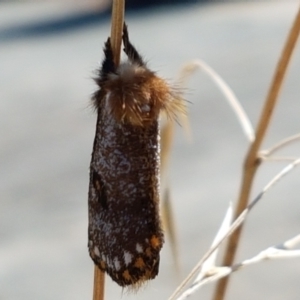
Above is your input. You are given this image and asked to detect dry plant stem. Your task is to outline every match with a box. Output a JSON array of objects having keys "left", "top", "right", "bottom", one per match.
[
  {"left": 169, "top": 158, "right": 300, "bottom": 300},
  {"left": 179, "top": 233, "right": 300, "bottom": 300},
  {"left": 170, "top": 157, "right": 300, "bottom": 300},
  {"left": 110, "top": 0, "right": 125, "bottom": 66},
  {"left": 93, "top": 266, "right": 105, "bottom": 300},
  {"left": 161, "top": 121, "right": 180, "bottom": 271},
  {"left": 161, "top": 120, "right": 175, "bottom": 174},
  {"left": 213, "top": 5, "right": 300, "bottom": 300},
  {"left": 163, "top": 187, "right": 180, "bottom": 273},
  {"left": 179, "top": 60, "right": 254, "bottom": 142},
  {"left": 262, "top": 156, "right": 299, "bottom": 162},
  {"left": 263, "top": 133, "right": 300, "bottom": 156},
  {"left": 93, "top": 1, "right": 125, "bottom": 300}
]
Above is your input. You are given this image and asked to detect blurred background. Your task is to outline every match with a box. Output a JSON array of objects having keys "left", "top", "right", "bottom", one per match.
[{"left": 1, "top": 0, "right": 300, "bottom": 299}]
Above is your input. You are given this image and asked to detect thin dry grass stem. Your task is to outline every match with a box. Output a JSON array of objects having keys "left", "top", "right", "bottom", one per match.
[
  {"left": 235, "top": 234, "right": 300, "bottom": 265},
  {"left": 160, "top": 117, "right": 180, "bottom": 272},
  {"left": 284, "top": 234, "right": 300, "bottom": 249},
  {"left": 179, "top": 60, "right": 254, "bottom": 142},
  {"left": 162, "top": 187, "right": 180, "bottom": 273},
  {"left": 168, "top": 213, "right": 243, "bottom": 300},
  {"left": 93, "top": 266, "right": 105, "bottom": 300},
  {"left": 161, "top": 120, "right": 175, "bottom": 175},
  {"left": 93, "top": 1, "right": 125, "bottom": 300},
  {"left": 160, "top": 69, "right": 192, "bottom": 272},
  {"left": 262, "top": 133, "right": 300, "bottom": 157},
  {"left": 247, "top": 158, "right": 300, "bottom": 209},
  {"left": 160, "top": 69, "right": 195, "bottom": 271},
  {"left": 169, "top": 158, "right": 300, "bottom": 300},
  {"left": 198, "top": 203, "right": 233, "bottom": 279},
  {"left": 213, "top": 6, "right": 300, "bottom": 300},
  {"left": 178, "top": 233, "right": 300, "bottom": 300},
  {"left": 169, "top": 203, "right": 252, "bottom": 299},
  {"left": 262, "top": 155, "right": 299, "bottom": 162},
  {"left": 110, "top": 0, "right": 125, "bottom": 66}
]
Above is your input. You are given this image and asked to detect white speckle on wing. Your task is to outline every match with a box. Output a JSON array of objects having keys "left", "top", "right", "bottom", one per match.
[
  {"left": 113, "top": 257, "right": 121, "bottom": 271},
  {"left": 124, "top": 251, "right": 133, "bottom": 266},
  {"left": 94, "top": 246, "right": 100, "bottom": 257},
  {"left": 136, "top": 243, "right": 143, "bottom": 253},
  {"left": 107, "top": 258, "right": 113, "bottom": 269}
]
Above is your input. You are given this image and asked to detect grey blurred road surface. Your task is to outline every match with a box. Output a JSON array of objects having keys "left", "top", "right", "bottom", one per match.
[{"left": 1, "top": 1, "right": 300, "bottom": 300}]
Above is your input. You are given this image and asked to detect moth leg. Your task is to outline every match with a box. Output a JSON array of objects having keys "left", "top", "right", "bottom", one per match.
[
  {"left": 122, "top": 23, "right": 145, "bottom": 66},
  {"left": 91, "top": 169, "right": 108, "bottom": 209},
  {"left": 100, "top": 38, "right": 116, "bottom": 82}
]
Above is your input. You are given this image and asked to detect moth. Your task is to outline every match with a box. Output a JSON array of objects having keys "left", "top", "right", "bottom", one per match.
[{"left": 88, "top": 24, "right": 181, "bottom": 288}]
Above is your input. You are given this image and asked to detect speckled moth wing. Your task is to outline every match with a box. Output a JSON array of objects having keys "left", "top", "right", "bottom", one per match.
[{"left": 88, "top": 24, "right": 181, "bottom": 288}]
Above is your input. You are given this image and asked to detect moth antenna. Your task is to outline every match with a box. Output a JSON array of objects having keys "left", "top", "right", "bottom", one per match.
[
  {"left": 122, "top": 23, "right": 145, "bottom": 66},
  {"left": 100, "top": 38, "right": 116, "bottom": 82},
  {"left": 92, "top": 39, "right": 116, "bottom": 110}
]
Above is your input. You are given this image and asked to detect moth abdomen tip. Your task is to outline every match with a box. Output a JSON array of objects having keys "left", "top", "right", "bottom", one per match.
[{"left": 89, "top": 233, "right": 163, "bottom": 288}]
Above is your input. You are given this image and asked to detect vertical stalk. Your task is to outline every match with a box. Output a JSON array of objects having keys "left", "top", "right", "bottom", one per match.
[
  {"left": 93, "top": 266, "right": 105, "bottom": 300},
  {"left": 110, "top": 0, "right": 125, "bottom": 66},
  {"left": 92, "top": 1, "right": 125, "bottom": 300},
  {"left": 212, "top": 5, "right": 300, "bottom": 300}
]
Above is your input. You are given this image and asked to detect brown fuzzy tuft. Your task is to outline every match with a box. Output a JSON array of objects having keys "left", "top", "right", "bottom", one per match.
[{"left": 101, "top": 62, "right": 183, "bottom": 126}]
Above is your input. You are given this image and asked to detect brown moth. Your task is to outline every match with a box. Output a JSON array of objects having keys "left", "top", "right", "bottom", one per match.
[{"left": 88, "top": 24, "right": 181, "bottom": 288}]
